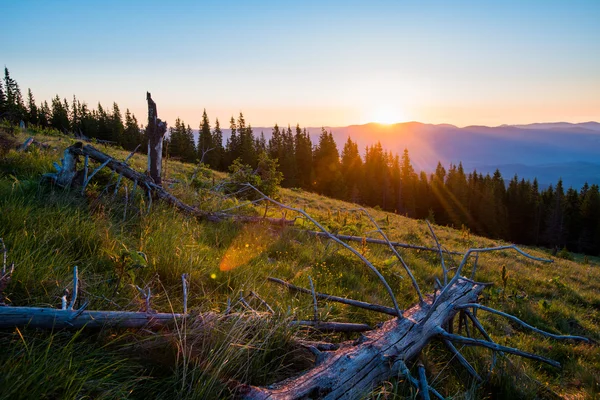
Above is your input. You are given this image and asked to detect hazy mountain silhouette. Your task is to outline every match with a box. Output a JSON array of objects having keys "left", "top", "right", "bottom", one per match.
[{"left": 195, "top": 121, "right": 600, "bottom": 189}]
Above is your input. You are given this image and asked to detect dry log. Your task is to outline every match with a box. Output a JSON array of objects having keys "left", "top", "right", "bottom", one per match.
[
  {"left": 240, "top": 278, "right": 484, "bottom": 399},
  {"left": 50, "top": 143, "right": 296, "bottom": 226},
  {"left": 0, "top": 306, "right": 183, "bottom": 330}
]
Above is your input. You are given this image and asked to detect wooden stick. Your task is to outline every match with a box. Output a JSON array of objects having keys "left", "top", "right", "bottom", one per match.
[
  {"left": 397, "top": 362, "right": 445, "bottom": 400},
  {"left": 308, "top": 276, "right": 318, "bottom": 321},
  {"left": 81, "top": 155, "right": 89, "bottom": 194},
  {"left": 18, "top": 137, "right": 34, "bottom": 151},
  {"left": 306, "top": 231, "right": 462, "bottom": 255},
  {"left": 68, "top": 266, "right": 78, "bottom": 310},
  {"left": 456, "top": 303, "right": 591, "bottom": 343},
  {"left": 350, "top": 208, "right": 424, "bottom": 303},
  {"left": 124, "top": 144, "right": 141, "bottom": 164},
  {"left": 182, "top": 273, "right": 188, "bottom": 314},
  {"left": 82, "top": 158, "right": 111, "bottom": 191},
  {"left": 248, "top": 291, "right": 274, "bottom": 314},
  {"left": 440, "top": 330, "right": 561, "bottom": 368},
  {"left": 426, "top": 220, "right": 448, "bottom": 285},
  {"left": 428, "top": 246, "right": 552, "bottom": 320},
  {"left": 0, "top": 238, "right": 6, "bottom": 273},
  {"left": 442, "top": 339, "right": 482, "bottom": 382},
  {"left": 417, "top": 362, "right": 431, "bottom": 400},
  {"left": 268, "top": 277, "right": 398, "bottom": 316},
  {"left": 289, "top": 320, "right": 371, "bottom": 333}
]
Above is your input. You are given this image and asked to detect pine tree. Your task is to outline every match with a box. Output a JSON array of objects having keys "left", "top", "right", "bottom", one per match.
[
  {"left": 579, "top": 184, "right": 600, "bottom": 255},
  {"left": 279, "top": 125, "right": 297, "bottom": 187},
  {"left": 38, "top": 101, "right": 51, "bottom": 127},
  {"left": 51, "top": 95, "right": 70, "bottom": 132},
  {"left": 110, "top": 103, "right": 124, "bottom": 144},
  {"left": 26, "top": 89, "right": 38, "bottom": 125},
  {"left": 340, "top": 136, "right": 363, "bottom": 202},
  {"left": 198, "top": 109, "right": 212, "bottom": 163},
  {"left": 3, "top": 67, "right": 25, "bottom": 122},
  {"left": 0, "top": 78, "right": 6, "bottom": 117},
  {"left": 399, "top": 149, "right": 418, "bottom": 217},
  {"left": 226, "top": 116, "right": 239, "bottom": 165},
  {"left": 211, "top": 118, "right": 224, "bottom": 170},
  {"left": 295, "top": 127, "right": 313, "bottom": 190},
  {"left": 123, "top": 109, "right": 143, "bottom": 151},
  {"left": 313, "top": 128, "right": 343, "bottom": 197}
]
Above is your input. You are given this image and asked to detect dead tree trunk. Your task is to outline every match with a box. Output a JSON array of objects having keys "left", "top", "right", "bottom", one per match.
[
  {"left": 240, "top": 279, "right": 483, "bottom": 399},
  {"left": 146, "top": 92, "right": 166, "bottom": 185}
]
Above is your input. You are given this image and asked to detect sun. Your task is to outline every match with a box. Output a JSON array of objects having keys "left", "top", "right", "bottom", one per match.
[{"left": 366, "top": 106, "right": 405, "bottom": 125}]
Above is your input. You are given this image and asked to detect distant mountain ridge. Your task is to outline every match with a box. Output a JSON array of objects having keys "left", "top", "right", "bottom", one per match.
[{"left": 193, "top": 121, "right": 600, "bottom": 189}]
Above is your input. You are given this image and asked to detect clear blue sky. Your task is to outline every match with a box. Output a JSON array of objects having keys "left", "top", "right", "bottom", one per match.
[{"left": 2, "top": 0, "right": 599, "bottom": 127}]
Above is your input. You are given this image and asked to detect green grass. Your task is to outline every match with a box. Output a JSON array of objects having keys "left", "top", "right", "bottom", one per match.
[{"left": 0, "top": 128, "right": 599, "bottom": 399}]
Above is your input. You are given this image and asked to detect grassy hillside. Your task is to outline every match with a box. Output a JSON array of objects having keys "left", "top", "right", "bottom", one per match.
[{"left": 1, "top": 126, "right": 599, "bottom": 399}]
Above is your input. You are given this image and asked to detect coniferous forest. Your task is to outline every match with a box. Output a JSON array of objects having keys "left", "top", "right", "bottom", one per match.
[{"left": 2, "top": 67, "right": 599, "bottom": 256}]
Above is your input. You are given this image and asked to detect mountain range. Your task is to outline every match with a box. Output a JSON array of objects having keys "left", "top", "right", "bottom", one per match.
[{"left": 195, "top": 121, "right": 600, "bottom": 189}]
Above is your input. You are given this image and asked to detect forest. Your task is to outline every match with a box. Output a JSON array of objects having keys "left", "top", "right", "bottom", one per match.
[{"left": 1, "top": 67, "right": 599, "bottom": 256}]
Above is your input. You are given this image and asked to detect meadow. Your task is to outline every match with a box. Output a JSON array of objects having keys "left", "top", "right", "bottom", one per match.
[{"left": 0, "top": 125, "right": 599, "bottom": 399}]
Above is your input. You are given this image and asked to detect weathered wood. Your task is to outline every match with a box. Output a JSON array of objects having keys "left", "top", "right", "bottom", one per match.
[
  {"left": 0, "top": 306, "right": 183, "bottom": 330},
  {"left": 65, "top": 143, "right": 295, "bottom": 226},
  {"left": 306, "top": 231, "right": 463, "bottom": 255},
  {"left": 44, "top": 142, "right": 82, "bottom": 187},
  {"left": 146, "top": 92, "right": 166, "bottom": 185},
  {"left": 289, "top": 320, "right": 372, "bottom": 333},
  {"left": 17, "top": 136, "right": 34, "bottom": 151},
  {"left": 268, "top": 277, "right": 398, "bottom": 316},
  {"left": 240, "top": 278, "right": 485, "bottom": 399}
]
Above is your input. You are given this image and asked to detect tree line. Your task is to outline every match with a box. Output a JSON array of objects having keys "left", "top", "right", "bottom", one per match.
[{"left": 2, "top": 67, "right": 599, "bottom": 256}]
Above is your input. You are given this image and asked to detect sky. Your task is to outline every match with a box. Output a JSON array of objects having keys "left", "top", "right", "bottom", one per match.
[{"left": 1, "top": 0, "right": 599, "bottom": 128}]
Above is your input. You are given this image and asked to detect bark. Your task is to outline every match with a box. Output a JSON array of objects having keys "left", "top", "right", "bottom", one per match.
[
  {"left": 240, "top": 278, "right": 484, "bottom": 400},
  {"left": 0, "top": 306, "right": 183, "bottom": 330},
  {"left": 146, "top": 92, "right": 166, "bottom": 185}
]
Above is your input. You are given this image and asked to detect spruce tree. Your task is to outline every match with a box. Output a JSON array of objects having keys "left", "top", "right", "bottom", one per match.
[
  {"left": 313, "top": 128, "right": 343, "bottom": 197},
  {"left": 26, "top": 89, "right": 38, "bottom": 125},
  {"left": 294, "top": 126, "right": 313, "bottom": 190},
  {"left": 198, "top": 109, "right": 212, "bottom": 163},
  {"left": 211, "top": 118, "right": 224, "bottom": 170},
  {"left": 340, "top": 136, "right": 363, "bottom": 202},
  {"left": 51, "top": 95, "right": 70, "bottom": 132}
]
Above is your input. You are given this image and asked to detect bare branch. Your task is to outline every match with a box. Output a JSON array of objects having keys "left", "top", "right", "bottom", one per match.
[
  {"left": 442, "top": 339, "right": 482, "bottom": 382},
  {"left": 124, "top": 144, "right": 141, "bottom": 164},
  {"left": 428, "top": 245, "right": 551, "bottom": 319},
  {"left": 426, "top": 220, "right": 448, "bottom": 286},
  {"left": 268, "top": 277, "right": 398, "bottom": 316},
  {"left": 397, "top": 362, "right": 445, "bottom": 400},
  {"left": 182, "top": 273, "right": 188, "bottom": 314},
  {"left": 82, "top": 158, "right": 112, "bottom": 191},
  {"left": 68, "top": 266, "right": 78, "bottom": 310},
  {"left": 417, "top": 362, "right": 432, "bottom": 400},
  {"left": 289, "top": 320, "right": 371, "bottom": 333},
  {"left": 439, "top": 330, "right": 561, "bottom": 368},
  {"left": 308, "top": 276, "right": 318, "bottom": 321},
  {"left": 248, "top": 291, "right": 274, "bottom": 314},
  {"left": 456, "top": 303, "right": 591, "bottom": 343},
  {"left": 243, "top": 183, "right": 403, "bottom": 319},
  {"left": 350, "top": 208, "right": 424, "bottom": 303}
]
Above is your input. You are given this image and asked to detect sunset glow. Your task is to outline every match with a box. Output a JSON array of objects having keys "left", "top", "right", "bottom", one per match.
[{"left": 365, "top": 106, "right": 407, "bottom": 125}]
